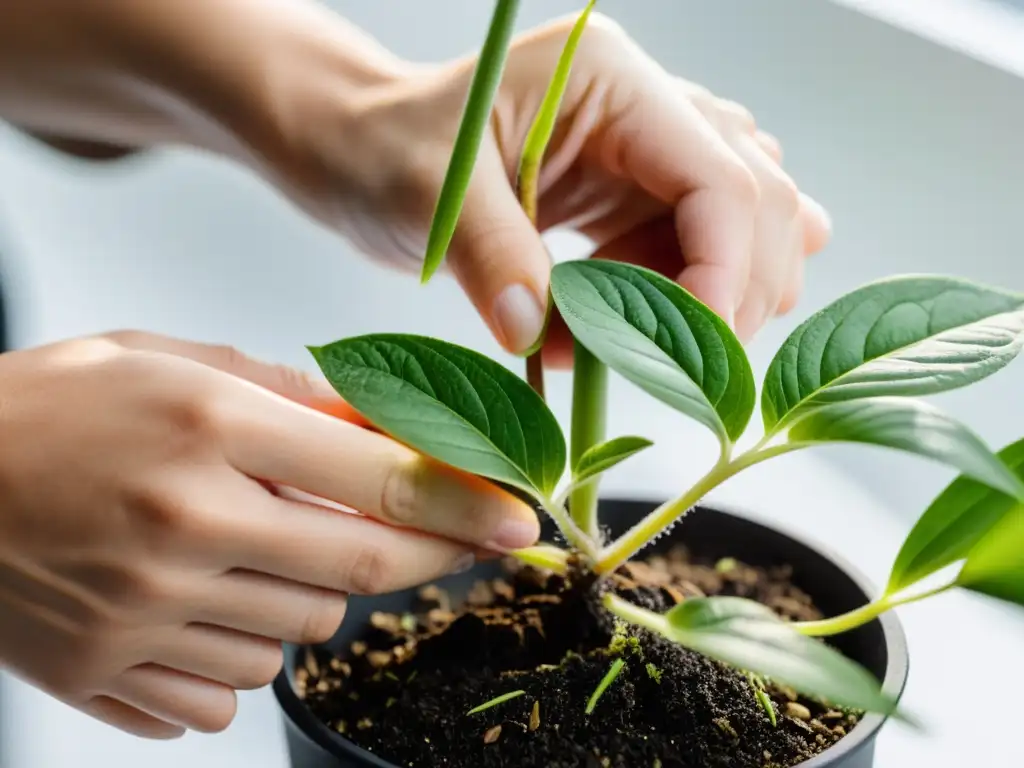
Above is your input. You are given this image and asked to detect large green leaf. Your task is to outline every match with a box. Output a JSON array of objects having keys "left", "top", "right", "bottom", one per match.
[
  {"left": 663, "top": 597, "right": 896, "bottom": 714},
  {"left": 889, "top": 437, "right": 1024, "bottom": 595},
  {"left": 550, "top": 260, "right": 755, "bottom": 444},
  {"left": 762, "top": 276, "right": 1024, "bottom": 431},
  {"left": 957, "top": 502, "right": 1024, "bottom": 606},
  {"left": 787, "top": 398, "right": 1024, "bottom": 502},
  {"left": 309, "top": 334, "right": 565, "bottom": 498},
  {"left": 572, "top": 436, "right": 653, "bottom": 486},
  {"left": 420, "top": 0, "right": 520, "bottom": 283}
]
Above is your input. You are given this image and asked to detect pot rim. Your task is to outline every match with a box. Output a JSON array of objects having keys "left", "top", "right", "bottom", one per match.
[{"left": 272, "top": 497, "right": 910, "bottom": 768}]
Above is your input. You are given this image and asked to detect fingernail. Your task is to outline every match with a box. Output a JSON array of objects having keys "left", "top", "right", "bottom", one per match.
[
  {"left": 450, "top": 553, "right": 476, "bottom": 574},
  {"left": 489, "top": 519, "right": 540, "bottom": 550},
  {"left": 492, "top": 284, "right": 545, "bottom": 354}
]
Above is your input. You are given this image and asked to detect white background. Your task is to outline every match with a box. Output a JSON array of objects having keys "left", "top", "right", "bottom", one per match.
[{"left": 1, "top": 1, "right": 1023, "bottom": 766}]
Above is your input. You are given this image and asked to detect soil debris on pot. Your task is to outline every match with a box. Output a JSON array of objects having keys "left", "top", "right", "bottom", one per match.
[{"left": 300, "top": 545, "right": 863, "bottom": 767}]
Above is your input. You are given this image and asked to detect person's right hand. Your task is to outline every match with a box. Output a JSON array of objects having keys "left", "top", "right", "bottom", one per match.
[{"left": 0, "top": 331, "right": 539, "bottom": 738}]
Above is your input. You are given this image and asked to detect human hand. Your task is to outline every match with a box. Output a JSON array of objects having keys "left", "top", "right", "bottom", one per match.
[
  {"left": 266, "top": 11, "right": 831, "bottom": 357},
  {"left": 0, "top": 331, "right": 538, "bottom": 738}
]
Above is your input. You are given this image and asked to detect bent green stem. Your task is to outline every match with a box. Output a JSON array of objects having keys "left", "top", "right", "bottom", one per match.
[
  {"left": 569, "top": 340, "right": 608, "bottom": 540},
  {"left": 595, "top": 444, "right": 800, "bottom": 574},
  {"left": 540, "top": 497, "right": 599, "bottom": 561},
  {"left": 516, "top": 0, "right": 596, "bottom": 398},
  {"left": 795, "top": 581, "right": 956, "bottom": 637}
]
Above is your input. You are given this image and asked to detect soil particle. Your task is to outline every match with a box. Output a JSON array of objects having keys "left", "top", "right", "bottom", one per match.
[{"left": 301, "top": 545, "right": 861, "bottom": 767}]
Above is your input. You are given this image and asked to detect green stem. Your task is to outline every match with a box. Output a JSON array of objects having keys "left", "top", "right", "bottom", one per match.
[
  {"left": 569, "top": 340, "right": 608, "bottom": 540},
  {"left": 595, "top": 444, "right": 800, "bottom": 575},
  {"left": 603, "top": 593, "right": 671, "bottom": 634},
  {"left": 516, "top": 0, "right": 596, "bottom": 397},
  {"left": 540, "top": 497, "right": 599, "bottom": 561},
  {"left": 795, "top": 581, "right": 956, "bottom": 637},
  {"left": 421, "top": 0, "right": 520, "bottom": 283},
  {"left": 510, "top": 544, "right": 570, "bottom": 574}
]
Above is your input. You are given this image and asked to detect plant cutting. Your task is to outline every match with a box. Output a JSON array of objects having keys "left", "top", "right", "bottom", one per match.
[{"left": 277, "top": 3, "right": 1024, "bottom": 767}]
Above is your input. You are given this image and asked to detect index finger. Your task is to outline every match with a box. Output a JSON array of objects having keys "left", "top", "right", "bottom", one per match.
[{"left": 214, "top": 382, "right": 541, "bottom": 553}]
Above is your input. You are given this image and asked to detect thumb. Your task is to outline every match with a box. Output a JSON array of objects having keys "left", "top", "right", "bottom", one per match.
[
  {"left": 104, "top": 330, "right": 372, "bottom": 426},
  {"left": 445, "top": 157, "right": 552, "bottom": 355}
]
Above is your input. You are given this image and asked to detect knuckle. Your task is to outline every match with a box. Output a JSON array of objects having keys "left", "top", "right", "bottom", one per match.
[
  {"left": 299, "top": 592, "right": 348, "bottom": 645},
  {"left": 346, "top": 544, "right": 394, "bottom": 595},
  {"left": 235, "top": 644, "right": 285, "bottom": 690},
  {"left": 721, "top": 160, "right": 760, "bottom": 206},
  {"left": 126, "top": 483, "right": 191, "bottom": 533},
  {"left": 379, "top": 458, "right": 425, "bottom": 525},
  {"left": 718, "top": 99, "right": 756, "bottom": 132},
  {"left": 764, "top": 170, "right": 801, "bottom": 217},
  {"left": 101, "top": 329, "right": 150, "bottom": 349}
]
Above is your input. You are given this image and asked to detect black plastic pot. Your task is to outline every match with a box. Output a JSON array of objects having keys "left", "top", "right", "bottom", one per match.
[{"left": 273, "top": 498, "right": 909, "bottom": 768}]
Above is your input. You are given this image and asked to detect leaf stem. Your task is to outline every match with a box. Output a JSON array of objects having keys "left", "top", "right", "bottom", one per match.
[
  {"left": 539, "top": 497, "right": 599, "bottom": 561},
  {"left": 517, "top": 0, "right": 596, "bottom": 397},
  {"left": 510, "top": 544, "right": 570, "bottom": 574},
  {"left": 421, "top": 0, "right": 520, "bottom": 283},
  {"left": 595, "top": 444, "right": 800, "bottom": 574},
  {"left": 603, "top": 593, "right": 670, "bottom": 635},
  {"left": 570, "top": 340, "right": 608, "bottom": 541},
  {"left": 795, "top": 581, "right": 956, "bottom": 637}
]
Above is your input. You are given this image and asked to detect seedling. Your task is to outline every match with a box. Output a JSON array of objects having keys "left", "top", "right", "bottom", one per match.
[
  {"left": 585, "top": 657, "right": 625, "bottom": 714},
  {"left": 309, "top": 0, "right": 1024, "bottom": 724},
  {"left": 467, "top": 689, "right": 527, "bottom": 716}
]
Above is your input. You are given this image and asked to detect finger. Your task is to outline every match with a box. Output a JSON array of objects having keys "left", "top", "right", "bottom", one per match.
[
  {"left": 756, "top": 131, "right": 782, "bottom": 164},
  {"left": 80, "top": 696, "right": 186, "bottom": 740},
  {"left": 104, "top": 330, "right": 371, "bottom": 425},
  {"left": 602, "top": 71, "right": 758, "bottom": 324},
  {"left": 150, "top": 623, "right": 284, "bottom": 690},
  {"left": 108, "top": 664, "right": 237, "bottom": 733},
  {"left": 238, "top": 493, "right": 476, "bottom": 594},
  {"left": 447, "top": 147, "right": 552, "bottom": 355},
  {"left": 221, "top": 399, "right": 540, "bottom": 551},
  {"left": 800, "top": 192, "right": 832, "bottom": 255},
  {"left": 777, "top": 223, "right": 807, "bottom": 316},
  {"left": 727, "top": 133, "right": 802, "bottom": 341},
  {"left": 195, "top": 569, "right": 348, "bottom": 645}
]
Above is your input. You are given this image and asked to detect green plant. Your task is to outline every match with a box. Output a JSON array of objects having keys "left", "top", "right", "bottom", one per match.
[{"left": 310, "top": 2, "right": 1024, "bottom": 720}]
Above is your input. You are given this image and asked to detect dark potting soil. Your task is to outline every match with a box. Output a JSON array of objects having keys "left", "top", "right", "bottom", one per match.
[{"left": 299, "top": 546, "right": 862, "bottom": 768}]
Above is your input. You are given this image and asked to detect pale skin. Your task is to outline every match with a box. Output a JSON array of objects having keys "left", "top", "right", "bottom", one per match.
[{"left": 0, "top": 0, "right": 832, "bottom": 740}]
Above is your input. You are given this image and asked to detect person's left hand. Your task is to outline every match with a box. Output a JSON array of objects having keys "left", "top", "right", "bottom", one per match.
[{"left": 262, "top": 11, "right": 831, "bottom": 359}]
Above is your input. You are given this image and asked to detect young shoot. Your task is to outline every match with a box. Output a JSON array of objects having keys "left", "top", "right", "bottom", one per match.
[
  {"left": 466, "top": 689, "right": 527, "bottom": 716},
  {"left": 585, "top": 657, "right": 625, "bottom": 715}
]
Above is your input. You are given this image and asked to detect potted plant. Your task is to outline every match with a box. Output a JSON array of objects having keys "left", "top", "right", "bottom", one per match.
[{"left": 273, "top": 3, "right": 1024, "bottom": 766}]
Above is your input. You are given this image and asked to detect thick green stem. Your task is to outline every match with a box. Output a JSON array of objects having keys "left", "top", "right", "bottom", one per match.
[
  {"left": 569, "top": 340, "right": 608, "bottom": 540},
  {"left": 510, "top": 544, "right": 570, "bottom": 574},
  {"left": 421, "top": 0, "right": 520, "bottom": 282},
  {"left": 603, "top": 593, "right": 671, "bottom": 634},
  {"left": 795, "top": 581, "right": 956, "bottom": 637},
  {"left": 595, "top": 444, "right": 800, "bottom": 575}
]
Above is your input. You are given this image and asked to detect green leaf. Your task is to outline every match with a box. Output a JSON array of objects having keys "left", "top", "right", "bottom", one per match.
[
  {"left": 517, "top": 0, "right": 596, "bottom": 221},
  {"left": 957, "top": 502, "right": 1024, "bottom": 606},
  {"left": 889, "top": 436, "right": 1024, "bottom": 595},
  {"left": 550, "top": 260, "right": 755, "bottom": 444},
  {"left": 420, "top": 0, "right": 520, "bottom": 283},
  {"left": 663, "top": 597, "right": 896, "bottom": 714},
  {"left": 309, "top": 334, "right": 565, "bottom": 498},
  {"left": 787, "top": 398, "right": 1024, "bottom": 502},
  {"left": 762, "top": 276, "right": 1024, "bottom": 431},
  {"left": 572, "top": 436, "right": 653, "bottom": 486}
]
